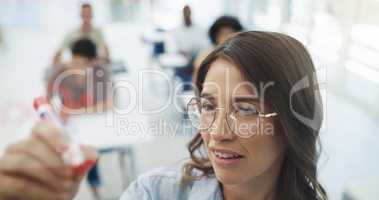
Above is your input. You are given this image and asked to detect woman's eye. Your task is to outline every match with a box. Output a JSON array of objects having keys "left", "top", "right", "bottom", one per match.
[
  {"left": 236, "top": 104, "right": 258, "bottom": 116},
  {"left": 201, "top": 103, "right": 215, "bottom": 111},
  {"left": 200, "top": 99, "right": 215, "bottom": 111}
]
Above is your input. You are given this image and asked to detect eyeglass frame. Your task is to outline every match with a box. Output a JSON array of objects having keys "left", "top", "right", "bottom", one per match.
[{"left": 186, "top": 97, "right": 278, "bottom": 138}]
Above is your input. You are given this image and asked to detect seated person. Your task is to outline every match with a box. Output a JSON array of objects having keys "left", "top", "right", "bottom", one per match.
[
  {"left": 172, "top": 5, "right": 208, "bottom": 91},
  {"left": 0, "top": 31, "right": 328, "bottom": 200},
  {"left": 48, "top": 38, "right": 111, "bottom": 117},
  {"left": 53, "top": 3, "right": 109, "bottom": 65},
  {"left": 193, "top": 16, "right": 243, "bottom": 80},
  {"left": 47, "top": 38, "right": 110, "bottom": 200},
  {"left": 172, "top": 5, "right": 207, "bottom": 59}
]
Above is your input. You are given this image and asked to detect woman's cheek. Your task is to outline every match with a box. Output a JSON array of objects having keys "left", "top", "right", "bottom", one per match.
[
  {"left": 241, "top": 134, "right": 284, "bottom": 172},
  {"left": 200, "top": 132, "right": 210, "bottom": 144},
  {"left": 200, "top": 133, "right": 211, "bottom": 157}
]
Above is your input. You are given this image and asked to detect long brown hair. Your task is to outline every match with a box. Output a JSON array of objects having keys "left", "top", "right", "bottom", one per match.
[{"left": 182, "top": 31, "right": 327, "bottom": 200}]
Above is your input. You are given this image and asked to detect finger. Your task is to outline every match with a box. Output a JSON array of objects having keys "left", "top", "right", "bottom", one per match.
[
  {"left": 5, "top": 138, "right": 73, "bottom": 179},
  {"left": 0, "top": 153, "right": 70, "bottom": 193},
  {"left": 31, "top": 121, "right": 74, "bottom": 178},
  {"left": 31, "top": 121, "right": 69, "bottom": 155},
  {"left": 0, "top": 173, "right": 70, "bottom": 200}
]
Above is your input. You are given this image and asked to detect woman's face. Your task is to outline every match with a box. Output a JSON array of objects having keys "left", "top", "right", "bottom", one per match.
[{"left": 200, "top": 58, "right": 285, "bottom": 187}]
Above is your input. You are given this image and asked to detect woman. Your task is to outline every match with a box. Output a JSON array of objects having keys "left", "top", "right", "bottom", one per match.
[
  {"left": 0, "top": 31, "right": 327, "bottom": 200},
  {"left": 121, "top": 31, "right": 327, "bottom": 199}
]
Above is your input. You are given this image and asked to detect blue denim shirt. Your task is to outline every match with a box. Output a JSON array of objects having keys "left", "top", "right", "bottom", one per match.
[{"left": 120, "top": 167, "right": 223, "bottom": 200}]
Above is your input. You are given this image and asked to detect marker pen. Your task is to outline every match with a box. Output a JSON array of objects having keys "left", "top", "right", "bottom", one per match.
[{"left": 33, "top": 96, "right": 95, "bottom": 175}]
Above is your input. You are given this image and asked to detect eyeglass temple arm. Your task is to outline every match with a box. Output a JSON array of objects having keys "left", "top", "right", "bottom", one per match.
[{"left": 259, "top": 112, "right": 277, "bottom": 118}]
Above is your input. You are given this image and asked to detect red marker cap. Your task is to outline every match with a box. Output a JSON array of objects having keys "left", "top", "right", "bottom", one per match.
[
  {"left": 33, "top": 96, "right": 48, "bottom": 111},
  {"left": 72, "top": 159, "right": 97, "bottom": 175}
]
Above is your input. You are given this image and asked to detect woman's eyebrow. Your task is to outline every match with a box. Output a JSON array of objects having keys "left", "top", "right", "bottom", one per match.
[
  {"left": 233, "top": 96, "right": 259, "bottom": 103},
  {"left": 200, "top": 92, "right": 216, "bottom": 100}
]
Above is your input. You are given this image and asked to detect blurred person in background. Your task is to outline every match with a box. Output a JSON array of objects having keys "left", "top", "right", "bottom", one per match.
[
  {"left": 171, "top": 5, "right": 207, "bottom": 90},
  {"left": 193, "top": 16, "right": 243, "bottom": 79},
  {"left": 53, "top": 3, "right": 109, "bottom": 65},
  {"left": 48, "top": 38, "right": 111, "bottom": 116},
  {"left": 0, "top": 31, "right": 328, "bottom": 200},
  {"left": 172, "top": 5, "right": 207, "bottom": 59},
  {"left": 47, "top": 38, "right": 110, "bottom": 200}
]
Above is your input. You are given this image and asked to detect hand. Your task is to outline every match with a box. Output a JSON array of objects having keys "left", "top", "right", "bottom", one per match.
[{"left": 0, "top": 121, "right": 98, "bottom": 200}]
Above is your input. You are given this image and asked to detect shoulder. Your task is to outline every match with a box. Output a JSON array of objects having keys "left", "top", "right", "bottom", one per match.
[
  {"left": 61, "top": 28, "right": 80, "bottom": 48},
  {"left": 190, "top": 24, "right": 205, "bottom": 31},
  {"left": 132, "top": 167, "right": 183, "bottom": 184},
  {"left": 91, "top": 27, "right": 104, "bottom": 35},
  {"left": 64, "top": 28, "right": 81, "bottom": 38},
  {"left": 120, "top": 167, "right": 189, "bottom": 200},
  {"left": 120, "top": 166, "right": 222, "bottom": 200}
]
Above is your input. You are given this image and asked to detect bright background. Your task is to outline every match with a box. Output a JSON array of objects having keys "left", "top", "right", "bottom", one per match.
[{"left": 0, "top": 0, "right": 378, "bottom": 200}]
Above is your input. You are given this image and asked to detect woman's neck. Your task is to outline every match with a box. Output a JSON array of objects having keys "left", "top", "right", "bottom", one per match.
[{"left": 221, "top": 156, "right": 283, "bottom": 200}]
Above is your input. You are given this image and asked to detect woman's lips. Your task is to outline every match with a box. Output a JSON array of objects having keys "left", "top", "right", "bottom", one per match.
[{"left": 209, "top": 147, "right": 245, "bottom": 168}]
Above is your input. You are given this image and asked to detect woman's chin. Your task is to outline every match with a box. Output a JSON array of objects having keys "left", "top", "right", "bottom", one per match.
[{"left": 213, "top": 167, "right": 246, "bottom": 186}]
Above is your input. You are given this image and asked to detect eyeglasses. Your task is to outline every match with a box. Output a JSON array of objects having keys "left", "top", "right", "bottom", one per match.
[{"left": 187, "top": 97, "right": 277, "bottom": 138}]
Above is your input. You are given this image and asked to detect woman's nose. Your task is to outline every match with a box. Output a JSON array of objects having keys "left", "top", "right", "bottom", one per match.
[{"left": 209, "top": 111, "right": 236, "bottom": 142}]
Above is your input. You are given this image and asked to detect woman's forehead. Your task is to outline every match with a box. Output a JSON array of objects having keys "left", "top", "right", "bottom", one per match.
[{"left": 202, "top": 58, "right": 257, "bottom": 97}]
